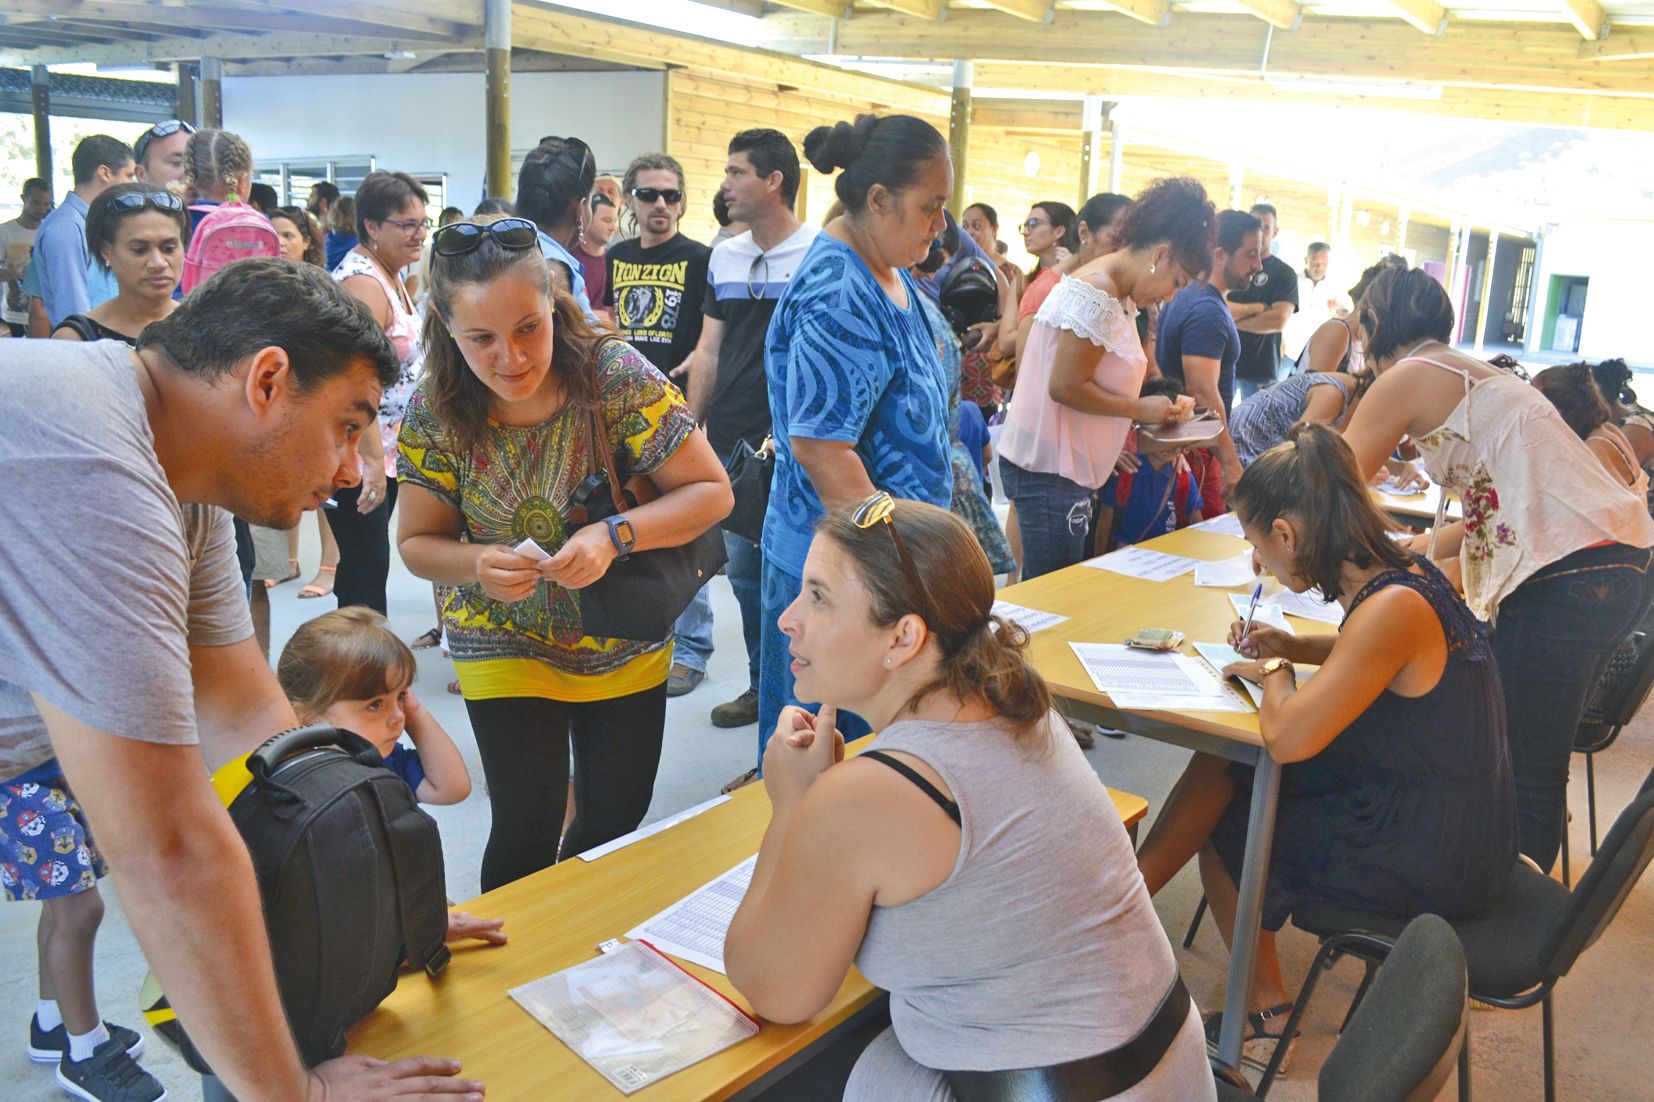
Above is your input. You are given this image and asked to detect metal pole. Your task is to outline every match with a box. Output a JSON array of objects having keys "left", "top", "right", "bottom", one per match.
[
  {"left": 30, "top": 66, "right": 50, "bottom": 184},
  {"left": 175, "top": 62, "right": 199, "bottom": 127},
  {"left": 1079, "top": 95, "right": 1103, "bottom": 208},
  {"left": 1107, "top": 119, "right": 1124, "bottom": 194},
  {"left": 484, "top": 0, "right": 512, "bottom": 201},
  {"left": 199, "top": 58, "right": 223, "bottom": 129},
  {"left": 947, "top": 59, "right": 972, "bottom": 218},
  {"left": 1473, "top": 231, "right": 1500, "bottom": 354}
]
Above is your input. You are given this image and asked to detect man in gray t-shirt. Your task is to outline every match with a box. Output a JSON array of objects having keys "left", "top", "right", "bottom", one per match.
[{"left": 0, "top": 260, "right": 479, "bottom": 1101}]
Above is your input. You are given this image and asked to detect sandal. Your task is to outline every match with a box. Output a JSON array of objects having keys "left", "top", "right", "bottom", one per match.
[
  {"left": 410, "top": 627, "right": 442, "bottom": 650},
  {"left": 1204, "top": 1002, "right": 1297, "bottom": 1076},
  {"left": 447, "top": 679, "right": 462, "bottom": 695},
  {"left": 265, "top": 559, "right": 301, "bottom": 589},
  {"left": 297, "top": 564, "right": 336, "bottom": 599}
]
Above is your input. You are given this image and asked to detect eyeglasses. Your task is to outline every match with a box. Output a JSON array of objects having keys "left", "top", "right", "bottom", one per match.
[
  {"left": 133, "top": 119, "right": 196, "bottom": 164},
  {"left": 1022, "top": 218, "right": 1050, "bottom": 232},
  {"left": 850, "top": 491, "right": 936, "bottom": 620},
  {"left": 745, "top": 251, "right": 769, "bottom": 300},
  {"left": 631, "top": 187, "right": 684, "bottom": 206},
  {"left": 109, "top": 191, "right": 185, "bottom": 213},
  {"left": 432, "top": 217, "right": 540, "bottom": 257},
  {"left": 382, "top": 217, "right": 432, "bottom": 234}
]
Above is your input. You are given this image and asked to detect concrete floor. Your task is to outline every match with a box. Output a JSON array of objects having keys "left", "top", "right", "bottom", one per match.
[{"left": 3, "top": 517, "right": 1651, "bottom": 1101}]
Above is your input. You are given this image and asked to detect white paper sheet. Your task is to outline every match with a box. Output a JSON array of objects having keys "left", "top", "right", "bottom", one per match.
[
  {"left": 1274, "top": 588, "right": 1345, "bottom": 625},
  {"left": 577, "top": 796, "right": 733, "bottom": 862},
  {"left": 1190, "top": 513, "right": 1246, "bottom": 538},
  {"left": 1191, "top": 641, "right": 1316, "bottom": 707},
  {"left": 1226, "top": 593, "right": 1296, "bottom": 635},
  {"left": 625, "top": 856, "right": 756, "bottom": 975},
  {"left": 513, "top": 537, "right": 551, "bottom": 561},
  {"left": 1194, "top": 553, "right": 1258, "bottom": 588},
  {"left": 1082, "top": 546, "right": 1200, "bottom": 582},
  {"left": 1068, "top": 643, "right": 1250, "bottom": 712},
  {"left": 990, "top": 599, "right": 1069, "bottom": 635}
]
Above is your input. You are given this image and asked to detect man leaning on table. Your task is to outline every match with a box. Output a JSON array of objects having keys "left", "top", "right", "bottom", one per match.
[{"left": 0, "top": 259, "right": 485, "bottom": 1102}]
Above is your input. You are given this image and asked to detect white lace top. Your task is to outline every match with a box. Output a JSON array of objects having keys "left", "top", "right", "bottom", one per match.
[
  {"left": 997, "top": 276, "right": 1147, "bottom": 489},
  {"left": 334, "top": 249, "right": 423, "bottom": 477},
  {"left": 1408, "top": 355, "right": 1654, "bottom": 620}
]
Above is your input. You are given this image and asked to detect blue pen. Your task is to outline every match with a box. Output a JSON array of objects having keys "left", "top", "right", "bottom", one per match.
[{"left": 1240, "top": 582, "right": 1263, "bottom": 643}]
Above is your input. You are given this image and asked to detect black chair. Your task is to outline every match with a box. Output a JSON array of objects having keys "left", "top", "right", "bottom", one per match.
[
  {"left": 1212, "top": 914, "right": 1467, "bottom": 1102},
  {"left": 1560, "top": 629, "right": 1654, "bottom": 884},
  {"left": 1252, "top": 764, "right": 1654, "bottom": 1102}
]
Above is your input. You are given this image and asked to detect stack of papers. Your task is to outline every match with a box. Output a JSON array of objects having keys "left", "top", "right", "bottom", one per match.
[
  {"left": 1190, "top": 642, "right": 1313, "bottom": 707},
  {"left": 1194, "top": 552, "right": 1258, "bottom": 588},
  {"left": 1190, "top": 513, "right": 1246, "bottom": 538},
  {"left": 1376, "top": 477, "right": 1429, "bottom": 496},
  {"left": 1226, "top": 593, "right": 1296, "bottom": 635},
  {"left": 1083, "top": 546, "right": 1200, "bottom": 582},
  {"left": 1274, "top": 588, "right": 1344, "bottom": 625},
  {"left": 990, "top": 599, "right": 1069, "bottom": 635},
  {"left": 626, "top": 856, "right": 756, "bottom": 975},
  {"left": 1069, "top": 642, "right": 1248, "bottom": 713}
]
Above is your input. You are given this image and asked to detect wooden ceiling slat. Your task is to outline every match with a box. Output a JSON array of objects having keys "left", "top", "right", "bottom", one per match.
[
  {"left": 1563, "top": 0, "right": 1607, "bottom": 40},
  {"left": 1380, "top": 0, "right": 1448, "bottom": 34},
  {"left": 975, "top": 0, "right": 1053, "bottom": 21},
  {"left": 1086, "top": 0, "right": 1170, "bottom": 25},
  {"left": 1232, "top": 0, "right": 1302, "bottom": 30},
  {"left": 1579, "top": 33, "right": 1654, "bottom": 59},
  {"left": 861, "top": 0, "right": 946, "bottom": 16}
]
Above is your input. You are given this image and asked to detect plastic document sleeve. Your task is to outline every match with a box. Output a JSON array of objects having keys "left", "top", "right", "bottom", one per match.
[{"left": 509, "top": 939, "right": 760, "bottom": 1095}]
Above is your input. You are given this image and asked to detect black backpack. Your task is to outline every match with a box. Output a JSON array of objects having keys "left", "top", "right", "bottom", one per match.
[{"left": 175, "top": 725, "right": 451, "bottom": 1072}]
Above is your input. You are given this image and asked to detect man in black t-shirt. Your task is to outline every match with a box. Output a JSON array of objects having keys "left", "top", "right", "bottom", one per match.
[
  {"left": 606, "top": 154, "right": 713, "bottom": 697},
  {"left": 1225, "top": 202, "right": 1299, "bottom": 401},
  {"left": 605, "top": 154, "right": 710, "bottom": 385}
]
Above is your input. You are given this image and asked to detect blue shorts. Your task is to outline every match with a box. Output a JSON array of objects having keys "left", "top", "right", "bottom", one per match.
[{"left": 0, "top": 761, "right": 106, "bottom": 901}]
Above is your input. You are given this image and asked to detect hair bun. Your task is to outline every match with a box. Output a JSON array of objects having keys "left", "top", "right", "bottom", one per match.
[{"left": 803, "top": 115, "right": 875, "bottom": 174}]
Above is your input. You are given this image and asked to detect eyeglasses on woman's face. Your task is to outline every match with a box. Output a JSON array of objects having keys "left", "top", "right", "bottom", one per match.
[{"left": 382, "top": 217, "right": 432, "bottom": 235}]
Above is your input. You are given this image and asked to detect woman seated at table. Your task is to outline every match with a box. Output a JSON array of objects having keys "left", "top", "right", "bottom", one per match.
[
  {"left": 1133, "top": 425, "right": 1516, "bottom": 1074},
  {"left": 1533, "top": 362, "right": 1647, "bottom": 494},
  {"left": 725, "top": 496, "right": 1214, "bottom": 1102}
]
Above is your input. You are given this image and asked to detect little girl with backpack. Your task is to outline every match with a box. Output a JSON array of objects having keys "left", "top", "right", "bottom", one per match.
[{"left": 179, "top": 129, "right": 281, "bottom": 294}]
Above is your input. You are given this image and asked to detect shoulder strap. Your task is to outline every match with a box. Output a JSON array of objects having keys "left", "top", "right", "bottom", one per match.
[
  {"left": 586, "top": 401, "right": 626, "bottom": 510},
  {"left": 1591, "top": 425, "right": 1640, "bottom": 478},
  {"left": 1398, "top": 354, "right": 1476, "bottom": 392},
  {"left": 52, "top": 314, "right": 101, "bottom": 342},
  {"left": 862, "top": 750, "right": 961, "bottom": 825}
]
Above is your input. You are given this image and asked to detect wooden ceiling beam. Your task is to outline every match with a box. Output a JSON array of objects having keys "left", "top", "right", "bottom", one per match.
[
  {"left": 1563, "top": 0, "right": 1607, "bottom": 40},
  {"left": 761, "top": 0, "right": 849, "bottom": 15},
  {"left": 1579, "top": 33, "right": 1654, "bottom": 60},
  {"left": 971, "top": 100, "right": 1082, "bottom": 130},
  {"left": 1232, "top": 0, "right": 1300, "bottom": 31},
  {"left": 0, "top": 28, "right": 480, "bottom": 65},
  {"left": 755, "top": 10, "right": 1654, "bottom": 97},
  {"left": 1380, "top": 0, "right": 1447, "bottom": 35},
  {"left": 688, "top": 0, "right": 766, "bottom": 15},
  {"left": 861, "top": 0, "right": 946, "bottom": 17},
  {"left": 976, "top": 0, "right": 1054, "bottom": 22},
  {"left": 1089, "top": 0, "right": 1171, "bottom": 26},
  {"left": 0, "top": 2, "right": 462, "bottom": 42}
]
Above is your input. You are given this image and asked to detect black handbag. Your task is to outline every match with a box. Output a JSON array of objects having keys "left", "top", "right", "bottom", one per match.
[
  {"left": 721, "top": 435, "right": 773, "bottom": 544},
  {"left": 569, "top": 405, "right": 727, "bottom": 643}
]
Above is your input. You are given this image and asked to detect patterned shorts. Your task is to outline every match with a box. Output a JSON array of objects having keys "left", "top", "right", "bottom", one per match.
[{"left": 0, "top": 765, "right": 106, "bottom": 902}]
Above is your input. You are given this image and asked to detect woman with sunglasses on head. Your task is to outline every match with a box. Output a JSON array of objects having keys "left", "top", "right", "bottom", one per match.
[
  {"left": 51, "top": 183, "right": 185, "bottom": 345},
  {"left": 326, "top": 170, "right": 430, "bottom": 616},
  {"left": 1339, "top": 266, "right": 1654, "bottom": 872},
  {"left": 514, "top": 135, "right": 600, "bottom": 321},
  {"left": 757, "top": 113, "right": 957, "bottom": 763},
  {"left": 397, "top": 215, "right": 731, "bottom": 890},
  {"left": 725, "top": 496, "right": 1214, "bottom": 1101}
]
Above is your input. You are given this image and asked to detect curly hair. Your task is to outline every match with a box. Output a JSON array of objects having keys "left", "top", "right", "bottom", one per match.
[{"left": 1110, "top": 177, "right": 1217, "bottom": 279}]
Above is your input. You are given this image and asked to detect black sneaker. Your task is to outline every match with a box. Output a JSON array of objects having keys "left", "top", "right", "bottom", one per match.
[
  {"left": 54, "top": 1036, "right": 166, "bottom": 1102},
  {"left": 28, "top": 1017, "right": 143, "bottom": 1063},
  {"left": 710, "top": 687, "right": 759, "bottom": 728}
]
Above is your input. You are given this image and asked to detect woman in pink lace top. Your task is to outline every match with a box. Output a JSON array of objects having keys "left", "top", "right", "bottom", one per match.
[{"left": 997, "top": 178, "right": 1217, "bottom": 578}]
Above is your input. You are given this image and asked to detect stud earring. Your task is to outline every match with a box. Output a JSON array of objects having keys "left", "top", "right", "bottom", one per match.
[{"left": 1149, "top": 263, "right": 1157, "bottom": 274}]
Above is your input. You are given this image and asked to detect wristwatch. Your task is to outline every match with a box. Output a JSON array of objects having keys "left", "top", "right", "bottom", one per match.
[
  {"left": 604, "top": 515, "right": 636, "bottom": 560},
  {"left": 1260, "top": 656, "right": 1295, "bottom": 679}
]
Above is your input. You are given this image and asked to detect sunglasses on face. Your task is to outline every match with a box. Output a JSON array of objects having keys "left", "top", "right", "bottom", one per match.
[
  {"left": 631, "top": 187, "right": 684, "bottom": 206},
  {"left": 432, "top": 217, "right": 540, "bottom": 256},
  {"left": 109, "top": 191, "right": 185, "bottom": 213},
  {"left": 850, "top": 491, "right": 936, "bottom": 621},
  {"left": 133, "top": 119, "right": 196, "bottom": 164}
]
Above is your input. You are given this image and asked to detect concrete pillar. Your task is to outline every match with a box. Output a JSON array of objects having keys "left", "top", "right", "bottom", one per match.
[
  {"left": 199, "top": 58, "right": 223, "bottom": 129},
  {"left": 947, "top": 59, "right": 972, "bottom": 217},
  {"left": 30, "top": 66, "right": 50, "bottom": 184},
  {"left": 1473, "top": 231, "right": 1500, "bottom": 354},
  {"left": 485, "top": 0, "right": 512, "bottom": 200},
  {"left": 1107, "top": 119, "right": 1124, "bottom": 194}
]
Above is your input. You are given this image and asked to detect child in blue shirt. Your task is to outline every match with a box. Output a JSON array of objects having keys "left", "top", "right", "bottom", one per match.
[
  {"left": 1101, "top": 378, "right": 1206, "bottom": 549},
  {"left": 276, "top": 608, "right": 471, "bottom": 806}
]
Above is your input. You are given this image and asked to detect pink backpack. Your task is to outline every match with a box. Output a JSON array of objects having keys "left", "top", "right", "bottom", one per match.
[{"left": 182, "top": 202, "right": 281, "bottom": 294}]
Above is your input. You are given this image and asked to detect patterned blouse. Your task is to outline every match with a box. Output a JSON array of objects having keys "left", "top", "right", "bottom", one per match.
[{"left": 397, "top": 341, "right": 696, "bottom": 696}]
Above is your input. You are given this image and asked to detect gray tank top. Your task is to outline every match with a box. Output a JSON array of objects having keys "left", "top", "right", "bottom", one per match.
[{"left": 853, "top": 711, "right": 1190, "bottom": 1074}]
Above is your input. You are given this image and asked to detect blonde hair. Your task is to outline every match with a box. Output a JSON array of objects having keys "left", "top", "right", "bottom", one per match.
[
  {"left": 276, "top": 608, "right": 417, "bottom": 719},
  {"left": 183, "top": 128, "right": 253, "bottom": 202}
]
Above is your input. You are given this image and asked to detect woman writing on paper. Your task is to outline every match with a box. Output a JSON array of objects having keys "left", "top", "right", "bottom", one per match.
[
  {"left": 725, "top": 496, "right": 1214, "bottom": 1101},
  {"left": 1339, "top": 266, "right": 1654, "bottom": 871},
  {"left": 1133, "top": 425, "right": 1516, "bottom": 1074}
]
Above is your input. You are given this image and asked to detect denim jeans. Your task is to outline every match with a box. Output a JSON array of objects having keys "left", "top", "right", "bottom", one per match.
[
  {"left": 999, "top": 457, "right": 1093, "bottom": 580},
  {"left": 724, "top": 530, "right": 762, "bottom": 689},
  {"left": 1490, "top": 543, "right": 1654, "bottom": 869},
  {"left": 671, "top": 584, "right": 715, "bottom": 674},
  {"left": 757, "top": 559, "right": 870, "bottom": 769}
]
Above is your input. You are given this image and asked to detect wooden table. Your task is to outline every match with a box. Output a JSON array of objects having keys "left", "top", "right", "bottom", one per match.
[
  {"left": 1372, "top": 481, "right": 1461, "bottom": 525},
  {"left": 349, "top": 742, "right": 1148, "bottom": 1100},
  {"left": 999, "top": 525, "right": 1338, "bottom": 1072}
]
